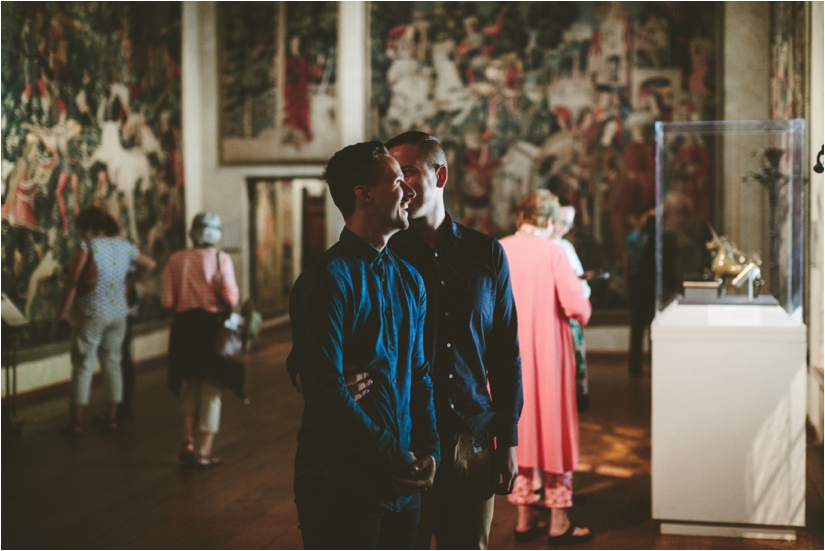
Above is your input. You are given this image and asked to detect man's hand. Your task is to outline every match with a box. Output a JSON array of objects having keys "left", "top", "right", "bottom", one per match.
[
  {"left": 343, "top": 369, "right": 372, "bottom": 401},
  {"left": 492, "top": 445, "right": 518, "bottom": 495},
  {"left": 294, "top": 367, "right": 372, "bottom": 401},
  {"left": 393, "top": 454, "right": 436, "bottom": 495}
]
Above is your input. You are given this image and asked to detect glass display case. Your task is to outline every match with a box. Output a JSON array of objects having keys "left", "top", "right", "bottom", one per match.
[{"left": 654, "top": 119, "right": 805, "bottom": 318}]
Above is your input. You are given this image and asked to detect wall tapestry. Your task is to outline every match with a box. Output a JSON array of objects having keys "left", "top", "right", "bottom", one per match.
[
  {"left": 248, "top": 178, "right": 294, "bottom": 319},
  {"left": 1, "top": 2, "right": 186, "bottom": 351},
  {"left": 219, "top": 1, "right": 339, "bottom": 164},
  {"left": 770, "top": 2, "right": 807, "bottom": 121},
  {"left": 369, "top": 1, "right": 718, "bottom": 308}
]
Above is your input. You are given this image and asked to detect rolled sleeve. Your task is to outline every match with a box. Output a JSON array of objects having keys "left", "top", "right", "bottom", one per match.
[
  {"left": 488, "top": 242, "right": 523, "bottom": 447},
  {"left": 408, "top": 283, "right": 440, "bottom": 467}
]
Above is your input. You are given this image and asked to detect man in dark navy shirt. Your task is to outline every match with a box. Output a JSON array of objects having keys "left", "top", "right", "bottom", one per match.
[
  {"left": 347, "top": 132, "right": 523, "bottom": 549},
  {"left": 287, "top": 142, "right": 440, "bottom": 550}
]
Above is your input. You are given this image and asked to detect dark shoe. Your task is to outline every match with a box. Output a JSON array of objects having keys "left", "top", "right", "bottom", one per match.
[
  {"left": 548, "top": 522, "right": 593, "bottom": 546},
  {"left": 178, "top": 443, "right": 196, "bottom": 467},
  {"left": 59, "top": 423, "right": 82, "bottom": 438},
  {"left": 195, "top": 456, "right": 222, "bottom": 469},
  {"left": 514, "top": 520, "right": 547, "bottom": 543}
]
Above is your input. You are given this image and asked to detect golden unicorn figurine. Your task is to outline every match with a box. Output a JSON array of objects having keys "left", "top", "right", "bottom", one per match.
[{"left": 705, "top": 225, "right": 763, "bottom": 299}]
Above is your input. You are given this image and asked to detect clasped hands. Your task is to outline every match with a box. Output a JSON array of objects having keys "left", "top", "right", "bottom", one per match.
[
  {"left": 293, "top": 367, "right": 432, "bottom": 494},
  {"left": 394, "top": 451, "right": 436, "bottom": 495},
  {"left": 294, "top": 366, "right": 512, "bottom": 495},
  {"left": 337, "top": 366, "right": 434, "bottom": 494}
]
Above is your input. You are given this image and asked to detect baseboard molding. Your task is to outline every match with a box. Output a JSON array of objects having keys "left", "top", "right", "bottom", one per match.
[
  {"left": 2, "top": 354, "right": 169, "bottom": 409},
  {"left": 2, "top": 321, "right": 291, "bottom": 408}
]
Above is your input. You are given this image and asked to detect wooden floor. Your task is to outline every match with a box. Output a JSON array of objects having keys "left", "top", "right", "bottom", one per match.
[{"left": 2, "top": 324, "right": 823, "bottom": 550}]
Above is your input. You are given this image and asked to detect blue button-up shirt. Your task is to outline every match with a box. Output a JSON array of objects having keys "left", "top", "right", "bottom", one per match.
[
  {"left": 390, "top": 216, "right": 522, "bottom": 452},
  {"left": 287, "top": 228, "right": 440, "bottom": 511}
]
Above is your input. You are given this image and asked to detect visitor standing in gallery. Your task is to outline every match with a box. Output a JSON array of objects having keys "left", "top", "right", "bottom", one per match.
[
  {"left": 500, "top": 191, "right": 593, "bottom": 545},
  {"left": 162, "top": 212, "right": 239, "bottom": 468},
  {"left": 58, "top": 206, "right": 156, "bottom": 437},
  {"left": 286, "top": 142, "right": 439, "bottom": 549},
  {"left": 384, "top": 131, "right": 522, "bottom": 550}
]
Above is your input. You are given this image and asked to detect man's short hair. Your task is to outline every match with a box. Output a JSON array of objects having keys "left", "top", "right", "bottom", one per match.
[
  {"left": 323, "top": 141, "right": 390, "bottom": 219},
  {"left": 385, "top": 131, "right": 447, "bottom": 169}
]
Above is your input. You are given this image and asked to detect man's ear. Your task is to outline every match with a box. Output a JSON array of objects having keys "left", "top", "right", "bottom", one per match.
[
  {"left": 435, "top": 164, "right": 448, "bottom": 189},
  {"left": 354, "top": 185, "right": 371, "bottom": 203}
]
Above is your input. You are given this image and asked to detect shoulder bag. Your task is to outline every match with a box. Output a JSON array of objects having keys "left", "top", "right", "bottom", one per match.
[{"left": 214, "top": 250, "right": 244, "bottom": 363}]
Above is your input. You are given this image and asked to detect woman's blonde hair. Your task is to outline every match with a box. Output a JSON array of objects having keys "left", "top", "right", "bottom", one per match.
[{"left": 516, "top": 190, "right": 561, "bottom": 229}]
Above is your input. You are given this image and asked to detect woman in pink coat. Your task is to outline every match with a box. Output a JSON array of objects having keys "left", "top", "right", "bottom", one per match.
[{"left": 500, "top": 191, "right": 593, "bottom": 545}]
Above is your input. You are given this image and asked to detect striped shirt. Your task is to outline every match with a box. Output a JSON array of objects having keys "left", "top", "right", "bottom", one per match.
[{"left": 161, "top": 247, "right": 239, "bottom": 313}]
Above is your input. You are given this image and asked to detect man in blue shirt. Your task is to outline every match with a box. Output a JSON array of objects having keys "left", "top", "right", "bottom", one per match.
[
  {"left": 287, "top": 142, "right": 440, "bottom": 550},
  {"left": 346, "top": 132, "right": 523, "bottom": 549}
]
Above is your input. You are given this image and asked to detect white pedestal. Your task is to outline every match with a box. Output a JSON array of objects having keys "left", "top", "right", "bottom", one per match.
[{"left": 651, "top": 301, "right": 806, "bottom": 539}]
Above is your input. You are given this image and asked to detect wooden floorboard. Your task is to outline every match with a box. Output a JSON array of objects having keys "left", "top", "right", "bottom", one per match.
[{"left": 2, "top": 324, "right": 822, "bottom": 550}]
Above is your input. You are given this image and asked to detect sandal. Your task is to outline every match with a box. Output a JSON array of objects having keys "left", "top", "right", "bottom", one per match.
[
  {"left": 514, "top": 519, "right": 547, "bottom": 542},
  {"left": 178, "top": 442, "right": 196, "bottom": 466},
  {"left": 59, "top": 422, "right": 82, "bottom": 438},
  {"left": 91, "top": 412, "right": 119, "bottom": 433},
  {"left": 548, "top": 521, "right": 593, "bottom": 546},
  {"left": 195, "top": 456, "right": 222, "bottom": 469}
]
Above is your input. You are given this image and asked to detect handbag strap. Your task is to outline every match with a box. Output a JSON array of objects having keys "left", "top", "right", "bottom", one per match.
[{"left": 214, "top": 249, "right": 228, "bottom": 312}]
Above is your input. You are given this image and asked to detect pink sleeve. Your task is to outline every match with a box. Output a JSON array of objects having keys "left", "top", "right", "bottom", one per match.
[
  {"left": 554, "top": 246, "right": 592, "bottom": 326},
  {"left": 219, "top": 252, "right": 240, "bottom": 308},
  {"left": 161, "top": 254, "right": 177, "bottom": 310}
]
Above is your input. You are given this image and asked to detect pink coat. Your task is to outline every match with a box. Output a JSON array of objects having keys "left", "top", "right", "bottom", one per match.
[{"left": 499, "top": 232, "right": 591, "bottom": 474}]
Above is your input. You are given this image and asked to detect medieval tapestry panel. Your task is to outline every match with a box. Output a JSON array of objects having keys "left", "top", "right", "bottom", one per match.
[
  {"left": 247, "top": 178, "right": 294, "bottom": 319},
  {"left": 369, "top": 1, "right": 719, "bottom": 308},
  {"left": 1, "top": 2, "right": 186, "bottom": 351},
  {"left": 219, "top": 2, "right": 339, "bottom": 164},
  {"left": 771, "top": 2, "right": 807, "bottom": 121}
]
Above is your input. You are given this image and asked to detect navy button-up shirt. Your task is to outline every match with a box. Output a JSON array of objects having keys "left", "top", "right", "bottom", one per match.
[
  {"left": 390, "top": 216, "right": 522, "bottom": 451},
  {"left": 287, "top": 228, "right": 440, "bottom": 511}
]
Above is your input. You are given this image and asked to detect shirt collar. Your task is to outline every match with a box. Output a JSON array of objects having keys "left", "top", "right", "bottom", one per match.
[
  {"left": 392, "top": 213, "right": 461, "bottom": 249},
  {"left": 339, "top": 227, "right": 387, "bottom": 264}
]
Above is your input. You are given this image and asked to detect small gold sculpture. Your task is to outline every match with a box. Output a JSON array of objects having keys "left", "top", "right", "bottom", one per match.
[{"left": 705, "top": 225, "right": 763, "bottom": 299}]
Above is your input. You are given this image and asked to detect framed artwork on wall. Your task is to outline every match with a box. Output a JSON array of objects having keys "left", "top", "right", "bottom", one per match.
[
  {"left": 246, "top": 176, "right": 326, "bottom": 319},
  {"left": 219, "top": 2, "right": 339, "bottom": 164},
  {"left": 368, "top": 1, "right": 720, "bottom": 309},
  {"left": 0, "top": 2, "right": 187, "bottom": 353}
]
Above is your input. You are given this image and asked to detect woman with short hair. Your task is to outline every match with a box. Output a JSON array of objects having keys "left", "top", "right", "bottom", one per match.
[{"left": 162, "top": 212, "right": 239, "bottom": 468}]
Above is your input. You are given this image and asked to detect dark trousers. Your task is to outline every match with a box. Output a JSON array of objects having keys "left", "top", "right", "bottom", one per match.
[
  {"left": 120, "top": 317, "right": 135, "bottom": 412},
  {"left": 416, "top": 430, "right": 494, "bottom": 550},
  {"left": 628, "top": 285, "right": 654, "bottom": 376},
  {"left": 295, "top": 475, "right": 420, "bottom": 550}
]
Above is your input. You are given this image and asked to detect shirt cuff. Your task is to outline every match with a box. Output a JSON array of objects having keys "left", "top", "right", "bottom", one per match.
[{"left": 496, "top": 422, "right": 519, "bottom": 447}]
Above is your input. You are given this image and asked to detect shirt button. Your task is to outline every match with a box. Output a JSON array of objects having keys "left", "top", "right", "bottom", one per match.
[
  {"left": 448, "top": 374, "right": 454, "bottom": 379},
  {"left": 434, "top": 252, "right": 438, "bottom": 257},
  {"left": 446, "top": 343, "right": 451, "bottom": 348},
  {"left": 440, "top": 281, "right": 445, "bottom": 286},
  {"left": 450, "top": 403, "right": 455, "bottom": 409},
  {"left": 444, "top": 311, "right": 449, "bottom": 317}
]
